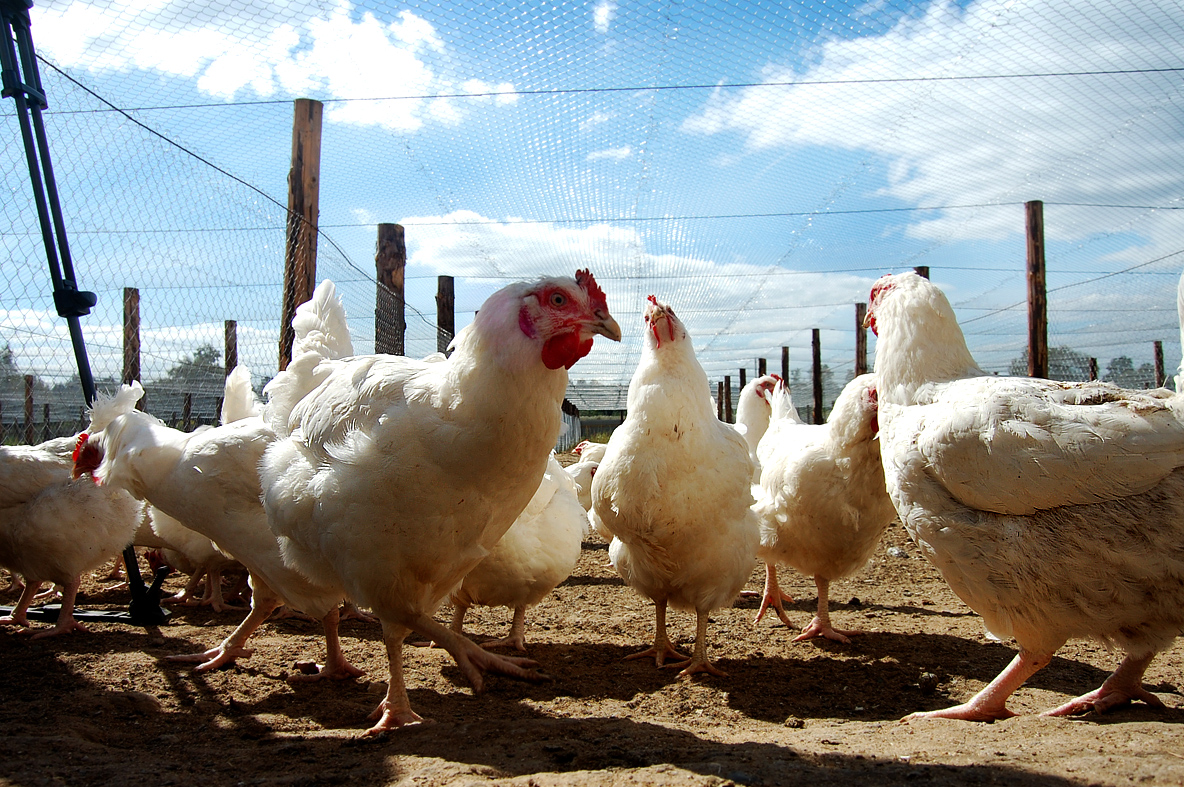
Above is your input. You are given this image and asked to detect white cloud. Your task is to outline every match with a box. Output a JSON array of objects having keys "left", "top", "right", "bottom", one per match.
[
  {"left": 32, "top": 0, "right": 515, "bottom": 131},
  {"left": 593, "top": 1, "right": 616, "bottom": 35},
  {"left": 587, "top": 146, "right": 631, "bottom": 161},
  {"left": 680, "top": 0, "right": 1184, "bottom": 253}
]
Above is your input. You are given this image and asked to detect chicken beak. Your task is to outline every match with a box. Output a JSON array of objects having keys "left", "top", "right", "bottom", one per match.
[{"left": 589, "top": 311, "right": 623, "bottom": 342}]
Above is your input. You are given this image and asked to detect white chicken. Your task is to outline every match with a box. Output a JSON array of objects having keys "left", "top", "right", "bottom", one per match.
[
  {"left": 259, "top": 270, "right": 620, "bottom": 735},
  {"left": 735, "top": 374, "right": 779, "bottom": 484},
  {"left": 751, "top": 375, "right": 896, "bottom": 641},
  {"left": 449, "top": 454, "right": 588, "bottom": 651},
  {"left": 74, "top": 284, "right": 363, "bottom": 681},
  {"left": 591, "top": 296, "right": 759, "bottom": 677},
  {"left": 0, "top": 386, "right": 145, "bottom": 638},
  {"left": 868, "top": 270, "right": 1184, "bottom": 721},
  {"left": 572, "top": 440, "right": 607, "bottom": 464},
  {"left": 565, "top": 440, "right": 607, "bottom": 513}
]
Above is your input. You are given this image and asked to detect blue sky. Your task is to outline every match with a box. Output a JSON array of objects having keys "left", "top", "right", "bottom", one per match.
[{"left": 3, "top": 0, "right": 1184, "bottom": 405}]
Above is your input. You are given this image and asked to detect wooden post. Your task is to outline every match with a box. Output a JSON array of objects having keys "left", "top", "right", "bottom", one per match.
[
  {"left": 436, "top": 275, "right": 455, "bottom": 354},
  {"left": 279, "top": 98, "right": 323, "bottom": 371},
  {"left": 224, "top": 320, "right": 238, "bottom": 376},
  {"left": 739, "top": 367, "right": 747, "bottom": 391},
  {"left": 123, "top": 287, "right": 140, "bottom": 384},
  {"left": 376, "top": 223, "right": 407, "bottom": 355},
  {"left": 781, "top": 346, "right": 789, "bottom": 381},
  {"left": 758, "top": 357, "right": 767, "bottom": 377},
  {"left": 1089, "top": 357, "right": 1098, "bottom": 381},
  {"left": 182, "top": 392, "right": 192, "bottom": 432},
  {"left": 42, "top": 402, "right": 50, "bottom": 442},
  {"left": 717, "top": 381, "right": 724, "bottom": 420},
  {"left": 24, "top": 374, "right": 34, "bottom": 444},
  {"left": 1154, "top": 341, "right": 1166, "bottom": 388},
  {"left": 724, "top": 375, "right": 733, "bottom": 423},
  {"left": 812, "top": 329, "right": 823, "bottom": 425},
  {"left": 855, "top": 302, "right": 868, "bottom": 375},
  {"left": 913, "top": 266, "right": 930, "bottom": 280},
  {"left": 1026, "top": 200, "right": 1048, "bottom": 379}
]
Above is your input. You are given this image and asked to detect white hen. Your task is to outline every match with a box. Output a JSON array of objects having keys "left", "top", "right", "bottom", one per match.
[
  {"left": 0, "top": 386, "right": 145, "bottom": 638},
  {"left": 259, "top": 271, "right": 620, "bottom": 735},
  {"left": 75, "top": 284, "right": 362, "bottom": 681},
  {"left": 735, "top": 374, "right": 779, "bottom": 484},
  {"left": 450, "top": 454, "right": 588, "bottom": 651},
  {"left": 868, "top": 270, "right": 1184, "bottom": 721},
  {"left": 752, "top": 375, "right": 896, "bottom": 641},
  {"left": 591, "top": 296, "right": 759, "bottom": 677}
]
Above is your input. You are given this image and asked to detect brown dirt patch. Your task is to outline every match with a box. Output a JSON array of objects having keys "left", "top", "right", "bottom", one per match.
[{"left": 2, "top": 463, "right": 1182, "bottom": 786}]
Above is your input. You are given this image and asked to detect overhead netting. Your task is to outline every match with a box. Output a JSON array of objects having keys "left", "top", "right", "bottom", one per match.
[{"left": 3, "top": 0, "right": 1184, "bottom": 436}]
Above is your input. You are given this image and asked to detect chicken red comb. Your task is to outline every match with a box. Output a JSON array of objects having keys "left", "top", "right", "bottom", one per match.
[
  {"left": 576, "top": 269, "right": 608, "bottom": 312},
  {"left": 72, "top": 432, "right": 89, "bottom": 464},
  {"left": 869, "top": 274, "right": 895, "bottom": 306},
  {"left": 646, "top": 294, "right": 659, "bottom": 306}
]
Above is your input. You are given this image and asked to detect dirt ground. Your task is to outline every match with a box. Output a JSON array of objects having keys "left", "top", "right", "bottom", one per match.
[{"left": 2, "top": 457, "right": 1183, "bottom": 786}]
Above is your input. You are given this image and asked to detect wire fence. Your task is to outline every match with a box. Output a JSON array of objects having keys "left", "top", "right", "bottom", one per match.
[{"left": 4, "top": 0, "right": 1184, "bottom": 441}]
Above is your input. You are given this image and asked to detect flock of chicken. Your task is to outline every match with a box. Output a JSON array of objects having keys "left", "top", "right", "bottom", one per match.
[{"left": 2, "top": 269, "right": 1183, "bottom": 735}]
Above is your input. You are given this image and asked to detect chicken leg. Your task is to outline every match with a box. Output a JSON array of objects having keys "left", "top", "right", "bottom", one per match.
[
  {"left": 290, "top": 606, "right": 366, "bottom": 682},
  {"left": 745, "top": 563, "right": 794, "bottom": 626},
  {"left": 794, "top": 577, "right": 865, "bottom": 643},
  {"left": 168, "top": 580, "right": 285, "bottom": 670},
  {"left": 625, "top": 599, "right": 688, "bottom": 666},
  {"left": 903, "top": 648, "right": 1056, "bottom": 722},
  {"left": 1044, "top": 652, "right": 1164, "bottom": 716},
  {"left": 480, "top": 606, "right": 529, "bottom": 652},
  {"left": 0, "top": 578, "right": 40, "bottom": 628},
  {"left": 667, "top": 609, "right": 727, "bottom": 678},
  {"left": 365, "top": 613, "right": 547, "bottom": 736},
  {"left": 30, "top": 575, "right": 89, "bottom": 639}
]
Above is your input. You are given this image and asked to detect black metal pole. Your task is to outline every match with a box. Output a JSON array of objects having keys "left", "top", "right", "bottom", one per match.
[{"left": 1, "top": 0, "right": 167, "bottom": 626}]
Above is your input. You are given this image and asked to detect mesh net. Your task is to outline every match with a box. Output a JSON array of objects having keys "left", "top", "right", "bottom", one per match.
[{"left": 3, "top": 0, "right": 1184, "bottom": 437}]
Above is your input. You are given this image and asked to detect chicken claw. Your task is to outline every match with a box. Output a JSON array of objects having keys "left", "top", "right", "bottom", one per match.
[
  {"left": 169, "top": 642, "right": 255, "bottom": 671},
  {"left": 793, "top": 616, "right": 864, "bottom": 644},
  {"left": 1043, "top": 653, "right": 1163, "bottom": 717},
  {"left": 626, "top": 600, "right": 689, "bottom": 666},
  {"left": 745, "top": 564, "right": 795, "bottom": 626}
]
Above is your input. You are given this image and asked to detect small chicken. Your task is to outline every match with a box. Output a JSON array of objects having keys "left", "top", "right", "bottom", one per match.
[
  {"left": 735, "top": 374, "right": 780, "bottom": 484},
  {"left": 450, "top": 454, "right": 588, "bottom": 651},
  {"left": 868, "top": 270, "right": 1184, "bottom": 720},
  {"left": 571, "top": 440, "right": 607, "bottom": 464},
  {"left": 751, "top": 375, "right": 896, "bottom": 640},
  {"left": 591, "top": 296, "right": 759, "bottom": 677},
  {"left": 0, "top": 387, "right": 145, "bottom": 638},
  {"left": 260, "top": 271, "right": 619, "bottom": 734}
]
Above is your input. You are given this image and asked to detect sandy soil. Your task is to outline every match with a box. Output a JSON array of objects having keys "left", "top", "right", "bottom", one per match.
[{"left": 2, "top": 464, "right": 1182, "bottom": 786}]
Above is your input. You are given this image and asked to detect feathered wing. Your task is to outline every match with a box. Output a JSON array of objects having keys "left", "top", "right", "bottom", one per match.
[
  {"left": 88, "top": 380, "right": 145, "bottom": 433},
  {"left": 904, "top": 378, "right": 1184, "bottom": 516},
  {"left": 221, "top": 365, "right": 262, "bottom": 424}
]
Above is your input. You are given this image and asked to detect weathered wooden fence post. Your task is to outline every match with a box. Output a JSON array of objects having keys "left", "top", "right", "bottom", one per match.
[
  {"left": 1154, "top": 340, "right": 1165, "bottom": 388},
  {"left": 279, "top": 98, "right": 323, "bottom": 371},
  {"left": 758, "top": 357, "right": 766, "bottom": 376},
  {"left": 913, "top": 266, "right": 929, "bottom": 280},
  {"left": 436, "top": 275, "right": 455, "bottom": 355},
  {"left": 781, "top": 346, "right": 789, "bottom": 382},
  {"left": 724, "top": 375, "right": 733, "bottom": 423},
  {"left": 739, "top": 367, "right": 747, "bottom": 391},
  {"left": 1089, "top": 357, "right": 1098, "bottom": 381},
  {"left": 123, "top": 287, "right": 144, "bottom": 410},
  {"left": 376, "top": 223, "right": 407, "bottom": 355},
  {"left": 41, "top": 402, "right": 50, "bottom": 442},
  {"left": 811, "top": 329, "right": 823, "bottom": 425},
  {"left": 224, "top": 320, "right": 238, "bottom": 376},
  {"left": 855, "top": 302, "right": 868, "bottom": 375},
  {"left": 1026, "top": 200, "right": 1048, "bottom": 379},
  {"left": 182, "top": 393, "right": 192, "bottom": 432},
  {"left": 24, "top": 374, "right": 34, "bottom": 444},
  {"left": 717, "top": 381, "right": 724, "bottom": 420}
]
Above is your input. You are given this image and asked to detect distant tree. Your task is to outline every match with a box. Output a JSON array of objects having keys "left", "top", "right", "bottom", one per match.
[
  {"left": 1104, "top": 355, "right": 1156, "bottom": 389},
  {"left": 1009, "top": 345, "right": 1094, "bottom": 381},
  {"left": 0, "top": 343, "right": 46, "bottom": 393},
  {"left": 159, "top": 344, "right": 223, "bottom": 390}
]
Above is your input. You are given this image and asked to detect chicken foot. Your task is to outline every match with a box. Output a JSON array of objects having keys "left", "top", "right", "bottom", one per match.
[
  {"left": 666, "top": 609, "right": 727, "bottom": 678},
  {"left": 743, "top": 563, "right": 795, "bottom": 626},
  {"left": 480, "top": 606, "right": 529, "bottom": 652},
  {"left": 794, "top": 577, "right": 865, "bottom": 643},
  {"left": 626, "top": 599, "right": 689, "bottom": 666},
  {"left": 290, "top": 606, "right": 366, "bottom": 682},
  {"left": 1044, "top": 651, "right": 1164, "bottom": 716},
  {"left": 0, "top": 578, "right": 40, "bottom": 628},
  {"left": 167, "top": 588, "right": 283, "bottom": 671},
  {"left": 903, "top": 648, "right": 1056, "bottom": 722},
  {"left": 365, "top": 614, "right": 547, "bottom": 736},
  {"left": 30, "top": 575, "right": 90, "bottom": 639}
]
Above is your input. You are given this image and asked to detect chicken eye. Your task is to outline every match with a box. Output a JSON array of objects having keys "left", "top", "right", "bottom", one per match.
[{"left": 550, "top": 292, "right": 567, "bottom": 308}]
